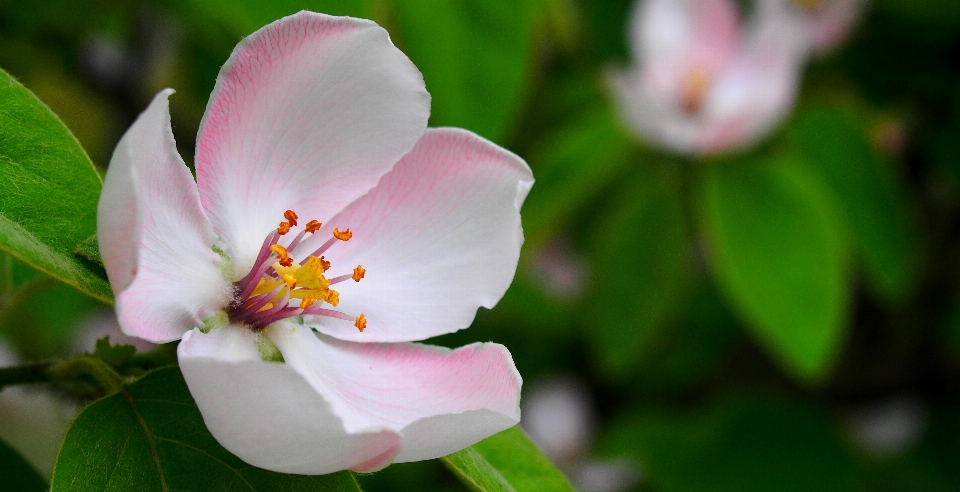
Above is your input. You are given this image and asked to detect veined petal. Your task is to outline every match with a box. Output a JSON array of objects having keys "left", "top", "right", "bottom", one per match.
[
  {"left": 195, "top": 11, "right": 430, "bottom": 276},
  {"left": 266, "top": 324, "right": 521, "bottom": 463},
  {"left": 298, "top": 128, "right": 533, "bottom": 342},
  {"left": 178, "top": 327, "right": 402, "bottom": 475},
  {"left": 97, "top": 90, "right": 229, "bottom": 343}
]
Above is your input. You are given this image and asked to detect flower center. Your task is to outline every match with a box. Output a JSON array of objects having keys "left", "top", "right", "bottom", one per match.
[
  {"left": 680, "top": 67, "right": 711, "bottom": 115},
  {"left": 228, "top": 210, "right": 367, "bottom": 332}
]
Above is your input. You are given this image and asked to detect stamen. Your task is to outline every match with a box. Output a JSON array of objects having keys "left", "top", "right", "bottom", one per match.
[
  {"left": 325, "top": 290, "right": 340, "bottom": 306},
  {"left": 284, "top": 210, "right": 299, "bottom": 227},
  {"left": 352, "top": 265, "right": 365, "bottom": 282},
  {"left": 270, "top": 244, "right": 293, "bottom": 267},
  {"left": 277, "top": 221, "right": 291, "bottom": 235},
  {"left": 300, "top": 297, "right": 317, "bottom": 310},
  {"left": 281, "top": 273, "right": 297, "bottom": 289},
  {"left": 305, "top": 220, "right": 322, "bottom": 233},
  {"left": 333, "top": 228, "right": 353, "bottom": 241},
  {"left": 320, "top": 256, "right": 331, "bottom": 271},
  {"left": 355, "top": 314, "right": 366, "bottom": 332},
  {"left": 303, "top": 238, "right": 338, "bottom": 263}
]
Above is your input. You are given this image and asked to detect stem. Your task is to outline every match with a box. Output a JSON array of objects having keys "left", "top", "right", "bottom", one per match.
[
  {"left": 0, "top": 360, "right": 54, "bottom": 389},
  {"left": 49, "top": 356, "right": 125, "bottom": 394}
]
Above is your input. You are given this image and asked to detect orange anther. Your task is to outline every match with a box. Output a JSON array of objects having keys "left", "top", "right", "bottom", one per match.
[
  {"left": 333, "top": 228, "right": 352, "bottom": 241},
  {"left": 319, "top": 256, "right": 331, "bottom": 272},
  {"left": 352, "top": 265, "right": 366, "bottom": 282},
  {"left": 354, "top": 313, "right": 366, "bottom": 332},
  {"left": 270, "top": 244, "right": 293, "bottom": 267},
  {"left": 277, "top": 221, "right": 291, "bottom": 235},
  {"left": 284, "top": 210, "right": 299, "bottom": 227},
  {"left": 305, "top": 220, "right": 322, "bottom": 233},
  {"left": 299, "top": 297, "right": 317, "bottom": 310},
  {"left": 281, "top": 273, "right": 297, "bottom": 289},
  {"left": 325, "top": 289, "right": 340, "bottom": 307}
]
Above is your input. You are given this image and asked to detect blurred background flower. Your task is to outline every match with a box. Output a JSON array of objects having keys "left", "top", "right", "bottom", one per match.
[{"left": 2, "top": 0, "right": 960, "bottom": 489}]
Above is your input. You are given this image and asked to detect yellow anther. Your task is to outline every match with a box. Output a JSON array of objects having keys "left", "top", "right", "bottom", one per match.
[
  {"left": 299, "top": 297, "right": 317, "bottom": 310},
  {"left": 305, "top": 220, "right": 322, "bottom": 233},
  {"left": 355, "top": 313, "right": 366, "bottom": 332},
  {"left": 281, "top": 273, "right": 297, "bottom": 289},
  {"left": 277, "top": 221, "right": 291, "bottom": 235},
  {"left": 352, "top": 265, "right": 366, "bottom": 282},
  {"left": 270, "top": 244, "right": 293, "bottom": 267},
  {"left": 284, "top": 210, "right": 299, "bottom": 227},
  {"left": 325, "top": 289, "right": 340, "bottom": 307},
  {"left": 333, "top": 228, "right": 352, "bottom": 241}
]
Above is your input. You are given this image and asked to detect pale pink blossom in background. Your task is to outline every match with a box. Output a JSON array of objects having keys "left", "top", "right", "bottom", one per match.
[
  {"left": 522, "top": 376, "right": 640, "bottom": 492},
  {"left": 98, "top": 11, "right": 533, "bottom": 475},
  {"left": 610, "top": 0, "right": 809, "bottom": 155},
  {"left": 758, "top": 0, "right": 865, "bottom": 54},
  {"left": 0, "top": 341, "right": 76, "bottom": 478}
]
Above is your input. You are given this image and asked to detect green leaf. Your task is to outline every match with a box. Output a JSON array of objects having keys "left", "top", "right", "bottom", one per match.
[
  {"left": 391, "top": 0, "right": 536, "bottom": 143},
  {"left": 0, "top": 438, "right": 47, "bottom": 492},
  {"left": 92, "top": 336, "right": 135, "bottom": 368},
  {"left": 521, "top": 104, "right": 635, "bottom": 244},
  {"left": 0, "top": 68, "right": 112, "bottom": 303},
  {"left": 788, "top": 107, "right": 916, "bottom": 301},
  {"left": 700, "top": 157, "right": 851, "bottom": 383},
  {"left": 587, "top": 166, "right": 691, "bottom": 380},
  {"left": 185, "top": 0, "right": 373, "bottom": 36},
  {"left": 601, "top": 396, "right": 857, "bottom": 492},
  {"left": 73, "top": 234, "right": 102, "bottom": 266},
  {"left": 441, "top": 426, "right": 575, "bottom": 492},
  {"left": 51, "top": 367, "right": 362, "bottom": 492}
]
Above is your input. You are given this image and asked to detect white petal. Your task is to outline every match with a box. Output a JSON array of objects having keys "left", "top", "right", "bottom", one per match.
[
  {"left": 195, "top": 12, "right": 430, "bottom": 276},
  {"left": 296, "top": 128, "right": 533, "bottom": 342},
  {"left": 178, "top": 327, "right": 402, "bottom": 475},
  {"left": 266, "top": 324, "right": 521, "bottom": 463},
  {"left": 97, "top": 90, "right": 230, "bottom": 343}
]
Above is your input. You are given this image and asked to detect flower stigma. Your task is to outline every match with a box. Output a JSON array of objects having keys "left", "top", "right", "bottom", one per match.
[{"left": 227, "top": 210, "right": 366, "bottom": 332}]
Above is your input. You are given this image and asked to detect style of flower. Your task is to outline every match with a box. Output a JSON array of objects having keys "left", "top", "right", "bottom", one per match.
[
  {"left": 757, "top": 0, "right": 865, "bottom": 54},
  {"left": 97, "top": 11, "right": 533, "bottom": 475},
  {"left": 609, "top": 0, "right": 809, "bottom": 154}
]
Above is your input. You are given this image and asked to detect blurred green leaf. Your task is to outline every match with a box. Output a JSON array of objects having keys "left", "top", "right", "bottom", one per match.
[
  {"left": 0, "top": 68, "right": 111, "bottom": 303},
  {"left": 0, "top": 438, "right": 47, "bottom": 492},
  {"left": 522, "top": 104, "right": 635, "bottom": 244},
  {"left": 391, "top": 0, "right": 536, "bottom": 143},
  {"left": 789, "top": 107, "right": 916, "bottom": 301},
  {"left": 625, "top": 284, "right": 740, "bottom": 392},
  {"left": 602, "top": 397, "right": 857, "bottom": 492},
  {"left": 877, "top": 0, "right": 960, "bottom": 28},
  {"left": 588, "top": 166, "right": 691, "bottom": 380},
  {"left": 700, "top": 158, "right": 851, "bottom": 383},
  {"left": 183, "top": 0, "right": 374, "bottom": 36},
  {"left": 50, "top": 367, "right": 361, "bottom": 491},
  {"left": 441, "top": 426, "right": 575, "bottom": 492}
]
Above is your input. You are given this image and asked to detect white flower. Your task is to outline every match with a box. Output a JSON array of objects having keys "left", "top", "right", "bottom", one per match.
[{"left": 98, "top": 11, "right": 533, "bottom": 475}]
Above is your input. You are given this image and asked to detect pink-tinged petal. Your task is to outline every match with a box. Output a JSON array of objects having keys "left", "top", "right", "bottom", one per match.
[
  {"left": 178, "top": 326, "right": 402, "bottom": 475},
  {"left": 195, "top": 11, "right": 430, "bottom": 276},
  {"left": 631, "top": 0, "right": 740, "bottom": 96},
  {"left": 698, "top": 9, "right": 807, "bottom": 153},
  {"left": 296, "top": 128, "right": 533, "bottom": 342},
  {"left": 266, "top": 324, "right": 521, "bottom": 463},
  {"left": 756, "top": 0, "right": 863, "bottom": 54},
  {"left": 98, "top": 90, "right": 230, "bottom": 343}
]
